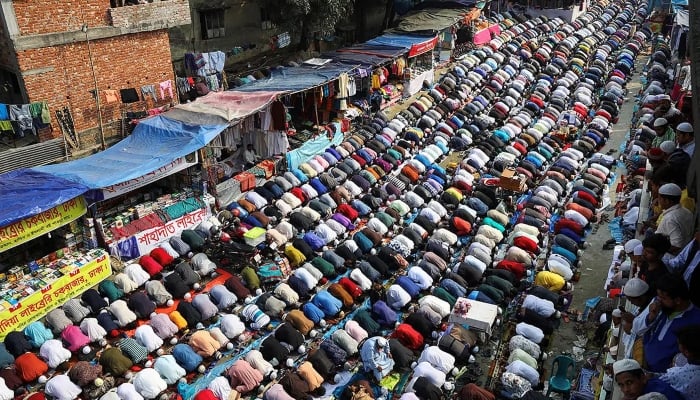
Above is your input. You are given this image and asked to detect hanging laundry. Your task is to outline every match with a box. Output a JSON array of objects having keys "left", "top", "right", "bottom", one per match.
[
  {"left": 348, "top": 77, "right": 357, "bottom": 97},
  {"left": 40, "top": 102, "right": 51, "bottom": 124},
  {"left": 205, "top": 75, "right": 220, "bottom": 91},
  {"left": 159, "top": 80, "right": 173, "bottom": 100},
  {"left": 9, "top": 104, "right": 34, "bottom": 136},
  {"left": 0, "top": 104, "right": 8, "bottom": 120},
  {"left": 0, "top": 120, "right": 12, "bottom": 132},
  {"left": 141, "top": 85, "right": 157, "bottom": 101},
  {"left": 120, "top": 88, "right": 140, "bottom": 103},
  {"left": 206, "top": 51, "right": 226, "bottom": 73},
  {"left": 29, "top": 102, "right": 50, "bottom": 129},
  {"left": 104, "top": 90, "right": 119, "bottom": 104}
]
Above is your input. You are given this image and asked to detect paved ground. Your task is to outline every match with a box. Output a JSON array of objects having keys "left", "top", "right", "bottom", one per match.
[{"left": 548, "top": 64, "right": 644, "bottom": 356}]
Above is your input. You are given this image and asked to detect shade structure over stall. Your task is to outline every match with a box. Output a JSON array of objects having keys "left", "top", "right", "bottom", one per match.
[
  {"left": 322, "top": 49, "right": 398, "bottom": 68},
  {"left": 335, "top": 44, "right": 409, "bottom": 59},
  {"left": 394, "top": 7, "right": 471, "bottom": 34},
  {"left": 233, "top": 63, "right": 355, "bottom": 92},
  {"left": 33, "top": 115, "right": 227, "bottom": 191},
  {"left": 0, "top": 169, "right": 88, "bottom": 228},
  {"left": 175, "top": 90, "right": 284, "bottom": 123},
  {"left": 366, "top": 33, "right": 438, "bottom": 57}
]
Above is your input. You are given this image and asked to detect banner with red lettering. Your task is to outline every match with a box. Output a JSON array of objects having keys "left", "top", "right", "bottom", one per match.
[
  {"left": 130, "top": 207, "right": 211, "bottom": 256},
  {"left": 0, "top": 251, "right": 111, "bottom": 340},
  {"left": 0, "top": 196, "right": 86, "bottom": 253}
]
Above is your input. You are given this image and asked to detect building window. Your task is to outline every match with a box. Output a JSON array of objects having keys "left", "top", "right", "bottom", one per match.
[
  {"left": 260, "top": 7, "right": 274, "bottom": 30},
  {"left": 200, "top": 9, "right": 225, "bottom": 39}
]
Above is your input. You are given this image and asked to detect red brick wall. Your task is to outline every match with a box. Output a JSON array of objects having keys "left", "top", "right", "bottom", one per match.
[
  {"left": 12, "top": 0, "right": 111, "bottom": 35},
  {"left": 16, "top": 30, "right": 176, "bottom": 139}
]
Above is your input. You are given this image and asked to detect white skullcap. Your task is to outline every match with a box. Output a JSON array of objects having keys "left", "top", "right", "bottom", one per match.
[
  {"left": 659, "top": 183, "right": 682, "bottom": 197},
  {"left": 653, "top": 117, "right": 668, "bottom": 127},
  {"left": 676, "top": 122, "right": 693, "bottom": 133},
  {"left": 623, "top": 278, "right": 649, "bottom": 297},
  {"left": 613, "top": 359, "right": 642, "bottom": 376},
  {"left": 623, "top": 239, "right": 641, "bottom": 254},
  {"left": 659, "top": 140, "right": 676, "bottom": 154}
]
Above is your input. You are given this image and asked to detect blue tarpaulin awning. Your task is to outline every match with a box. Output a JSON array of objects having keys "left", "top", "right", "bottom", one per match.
[
  {"left": 366, "top": 33, "right": 438, "bottom": 57},
  {"left": 234, "top": 63, "right": 354, "bottom": 92},
  {"left": 0, "top": 169, "right": 89, "bottom": 227},
  {"left": 33, "top": 115, "right": 227, "bottom": 190}
]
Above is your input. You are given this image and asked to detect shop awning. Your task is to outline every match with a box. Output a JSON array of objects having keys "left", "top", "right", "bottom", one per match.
[
  {"left": 175, "top": 90, "right": 284, "bottom": 122},
  {"left": 33, "top": 115, "right": 227, "bottom": 190},
  {"left": 322, "top": 50, "right": 395, "bottom": 68},
  {"left": 0, "top": 169, "right": 88, "bottom": 228},
  {"left": 412, "top": 0, "right": 478, "bottom": 8},
  {"left": 335, "top": 44, "right": 408, "bottom": 59},
  {"left": 394, "top": 8, "right": 470, "bottom": 34},
  {"left": 233, "top": 63, "right": 355, "bottom": 92},
  {"left": 366, "top": 33, "right": 438, "bottom": 57}
]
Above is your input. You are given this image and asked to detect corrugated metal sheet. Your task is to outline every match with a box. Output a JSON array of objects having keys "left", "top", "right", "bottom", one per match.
[{"left": 0, "top": 138, "right": 67, "bottom": 174}]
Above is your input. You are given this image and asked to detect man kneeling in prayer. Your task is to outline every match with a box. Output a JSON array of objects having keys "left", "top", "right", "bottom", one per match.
[{"left": 360, "top": 337, "right": 395, "bottom": 382}]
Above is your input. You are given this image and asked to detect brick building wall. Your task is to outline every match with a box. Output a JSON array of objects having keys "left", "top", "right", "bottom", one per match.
[
  {"left": 12, "top": 1, "right": 110, "bottom": 35},
  {"left": 16, "top": 30, "right": 176, "bottom": 145},
  {"left": 0, "top": 0, "right": 189, "bottom": 150},
  {"left": 17, "top": 30, "right": 175, "bottom": 133}
]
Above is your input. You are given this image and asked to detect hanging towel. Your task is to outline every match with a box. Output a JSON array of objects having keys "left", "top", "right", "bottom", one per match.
[
  {"left": 0, "top": 104, "right": 8, "bottom": 120},
  {"left": 0, "top": 121, "right": 12, "bottom": 131},
  {"left": 119, "top": 88, "right": 140, "bottom": 103},
  {"left": 40, "top": 102, "right": 51, "bottom": 124},
  {"left": 104, "top": 90, "right": 119, "bottom": 104}
]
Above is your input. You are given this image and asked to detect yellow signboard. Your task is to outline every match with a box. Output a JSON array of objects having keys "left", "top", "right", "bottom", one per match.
[
  {"left": 0, "top": 252, "right": 111, "bottom": 340},
  {"left": 0, "top": 196, "right": 87, "bottom": 253}
]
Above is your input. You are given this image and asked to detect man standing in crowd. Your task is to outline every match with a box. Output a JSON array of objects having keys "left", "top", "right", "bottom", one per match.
[
  {"left": 674, "top": 122, "right": 695, "bottom": 157},
  {"left": 613, "top": 359, "right": 683, "bottom": 400},
  {"left": 651, "top": 118, "right": 675, "bottom": 148},
  {"left": 621, "top": 278, "right": 655, "bottom": 362},
  {"left": 665, "top": 230, "right": 700, "bottom": 307},
  {"left": 657, "top": 325, "right": 700, "bottom": 400},
  {"left": 654, "top": 184, "right": 694, "bottom": 254},
  {"left": 643, "top": 275, "right": 700, "bottom": 373}
]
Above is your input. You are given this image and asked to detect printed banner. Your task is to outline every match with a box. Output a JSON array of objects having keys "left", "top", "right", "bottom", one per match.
[
  {"left": 0, "top": 196, "right": 87, "bottom": 253},
  {"left": 132, "top": 207, "right": 211, "bottom": 256},
  {"left": 408, "top": 36, "right": 438, "bottom": 57},
  {"left": 0, "top": 252, "right": 111, "bottom": 340},
  {"left": 100, "top": 154, "right": 197, "bottom": 200}
]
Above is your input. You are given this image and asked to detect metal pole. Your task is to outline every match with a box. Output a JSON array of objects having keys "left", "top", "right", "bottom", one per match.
[
  {"left": 83, "top": 24, "right": 106, "bottom": 151},
  {"left": 688, "top": 0, "right": 700, "bottom": 227}
]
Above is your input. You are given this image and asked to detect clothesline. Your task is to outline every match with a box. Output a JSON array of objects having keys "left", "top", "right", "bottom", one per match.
[{"left": 0, "top": 101, "right": 51, "bottom": 138}]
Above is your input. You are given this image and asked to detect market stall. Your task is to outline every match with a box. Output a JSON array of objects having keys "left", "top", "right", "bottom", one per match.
[
  {"left": 366, "top": 33, "right": 438, "bottom": 98},
  {"left": 33, "top": 115, "right": 226, "bottom": 259},
  {"left": 0, "top": 169, "right": 112, "bottom": 340}
]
